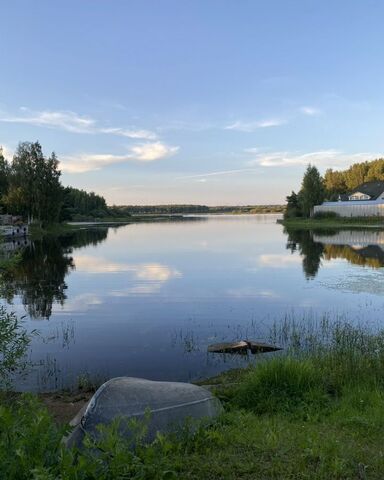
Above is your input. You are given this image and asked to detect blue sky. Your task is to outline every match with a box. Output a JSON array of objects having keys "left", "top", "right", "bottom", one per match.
[{"left": 1, "top": 0, "right": 384, "bottom": 205}]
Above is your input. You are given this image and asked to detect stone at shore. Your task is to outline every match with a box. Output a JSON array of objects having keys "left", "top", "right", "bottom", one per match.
[
  {"left": 207, "top": 341, "right": 249, "bottom": 354},
  {"left": 207, "top": 340, "right": 282, "bottom": 354},
  {"left": 64, "top": 377, "right": 222, "bottom": 449},
  {"left": 246, "top": 341, "right": 283, "bottom": 354}
]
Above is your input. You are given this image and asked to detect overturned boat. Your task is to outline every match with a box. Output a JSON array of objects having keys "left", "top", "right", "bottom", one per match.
[{"left": 65, "top": 376, "right": 223, "bottom": 449}]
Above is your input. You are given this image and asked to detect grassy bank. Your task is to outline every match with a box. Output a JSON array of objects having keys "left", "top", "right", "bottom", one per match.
[
  {"left": 280, "top": 216, "right": 384, "bottom": 230},
  {"left": 2, "top": 319, "right": 384, "bottom": 478}
]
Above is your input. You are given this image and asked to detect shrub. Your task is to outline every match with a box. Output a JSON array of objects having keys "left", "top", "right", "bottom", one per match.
[
  {"left": 312, "top": 211, "right": 340, "bottom": 219},
  {"left": 0, "top": 306, "right": 33, "bottom": 388},
  {"left": 232, "top": 357, "right": 329, "bottom": 415}
]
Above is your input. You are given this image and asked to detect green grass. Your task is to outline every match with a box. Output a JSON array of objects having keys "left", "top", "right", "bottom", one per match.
[
  {"left": 280, "top": 216, "right": 384, "bottom": 230},
  {"left": 3, "top": 318, "right": 384, "bottom": 478}
]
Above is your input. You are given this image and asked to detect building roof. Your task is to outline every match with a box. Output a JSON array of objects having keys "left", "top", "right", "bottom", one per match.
[{"left": 349, "top": 181, "right": 384, "bottom": 200}]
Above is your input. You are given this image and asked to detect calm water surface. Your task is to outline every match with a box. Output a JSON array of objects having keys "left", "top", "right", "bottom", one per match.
[{"left": 3, "top": 214, "right": 384, "bottom": 391}]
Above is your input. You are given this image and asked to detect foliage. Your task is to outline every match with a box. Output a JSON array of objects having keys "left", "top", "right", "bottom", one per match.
[
  {"left": 4, "top": 142, "right": 62, "bottom": 225},
  {"left": 284, "top": 191, "right": 302, "bottom": 218},
  {"left": 324, "top": 158, "right": 384, "bottom": 198},
  {"left": 0, "top": 394, "right": 208, "bottom": 480},
  {"left": 0, "top": 142, "right": 111, "bottom": 225},
  {"left": 60, "top": 186, "right": 109, "bottom": 221},
  {"left": 312, "top": 211, "right": 339, "bottom": 219},
  {"left": 299, "top": 164, "right": 325, "bottom": 217},
  {"left": 110, "top": 204, "right": 285, "bottom": 216},
  {"left": 232, "top": 357, "right": 328, "bottom": 415},
  {"left": 0, "top": 306, "right": 32, "bottom": 388}
]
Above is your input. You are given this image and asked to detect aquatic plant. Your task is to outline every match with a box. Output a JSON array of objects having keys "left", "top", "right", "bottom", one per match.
[{"left": 0, "top": 306, "right": 33, "bottom": 388}]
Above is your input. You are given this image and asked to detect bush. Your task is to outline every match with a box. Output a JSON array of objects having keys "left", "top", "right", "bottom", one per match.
[
  {"left": 312, "top": 211, "right": 340, "bottom": 219},
  {"left": 0, "top": 394, "right": 215, "bottom": 480},
  {"left": 232, "top": 357, "right": 329, "bottom": 415},
  {"left": 0, "top": 306, "right": 33, "bottom": 388}
]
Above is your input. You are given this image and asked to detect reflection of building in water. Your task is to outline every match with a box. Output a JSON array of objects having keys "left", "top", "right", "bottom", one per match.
[
  {"left": 0, "top": 238, "right": 31, "bottom": 258},
  {"left": 313, "top": 230, "right": 384, "bottom": 268}
]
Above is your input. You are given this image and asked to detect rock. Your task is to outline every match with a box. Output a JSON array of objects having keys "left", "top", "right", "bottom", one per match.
[
  {"left": 64, "top": 377, "right": 222, "bottom": 449},
  {"left": 207, "top": 341, "right": 249, "bottom": 354},
  {"left": 207, "top": 340, "right": 282, "bottom": 354},
  {"left": 246, "top": 341, "right": 282, "bottom": 354}
]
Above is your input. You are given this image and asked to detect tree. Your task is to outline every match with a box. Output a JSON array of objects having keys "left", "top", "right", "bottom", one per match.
[
  {"left": 324, "top": 168, "right": 347, "bottom": 199},
  {"left": 344, "top": 162, "right": 370, "bottom": 190},
  {"left": 299, "top": 164, "right": 325, "bottom": 217},
  {"left": 6, "top": 142, "right": 62, "bottom": 225},
  {"left": 284, "top": 191, "right": 302, "bottom": 218}
]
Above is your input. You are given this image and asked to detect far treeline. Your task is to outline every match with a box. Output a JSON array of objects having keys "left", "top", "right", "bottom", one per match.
[
  {"left": 285, "top": 158, "right": 384, "bottom": 218},
  {"left": 113, "top": 204, "right": 285, "bottom": 215}
]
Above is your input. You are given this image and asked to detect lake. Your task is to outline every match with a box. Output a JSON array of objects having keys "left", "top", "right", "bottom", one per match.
[{"left": 3, "top": 214, "right": 384, "bottom": 391}]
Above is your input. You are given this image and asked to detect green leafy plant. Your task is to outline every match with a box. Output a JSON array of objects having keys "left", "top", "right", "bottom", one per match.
[{"left": 0, "top": 306, "right": 34, "bottom": 388}]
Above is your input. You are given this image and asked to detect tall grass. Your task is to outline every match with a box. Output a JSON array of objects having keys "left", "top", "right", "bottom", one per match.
[
  {"left": 3, "top": 314, "right": 384, "bottom": 478},
  {"left": 232, "top": 314, "right": 384, "bottom": 417}
]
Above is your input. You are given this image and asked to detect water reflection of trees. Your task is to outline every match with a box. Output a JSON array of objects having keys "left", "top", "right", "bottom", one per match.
[
  {"left": 285, "top": 227, "right": 384, "bottom": 279},
  {"left": 0, "top": 228, "right": 109, "bottom": 319},
  {"left": 323, "top": 244, "right": 384, "bottom": 269},
  {"left": 285, "top": 228, "right": 324, "bottom": 279}
]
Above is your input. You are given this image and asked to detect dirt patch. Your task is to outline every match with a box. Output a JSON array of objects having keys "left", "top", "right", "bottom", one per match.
[{"left": 38, "top": 390, "right": 94, "bottom": 425}]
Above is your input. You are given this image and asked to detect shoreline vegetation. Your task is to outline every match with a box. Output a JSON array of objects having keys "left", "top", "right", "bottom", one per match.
[
  {"left": 279, "top": 216, "right": 384, "bottom": 230},
  {"left": 3, "top": 311, "right": 384, "bottom": 477}
]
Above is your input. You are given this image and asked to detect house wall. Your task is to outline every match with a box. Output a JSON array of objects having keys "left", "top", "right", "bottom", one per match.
[{"left": 314, "top": 202, "right": 384, "bottom": 217}]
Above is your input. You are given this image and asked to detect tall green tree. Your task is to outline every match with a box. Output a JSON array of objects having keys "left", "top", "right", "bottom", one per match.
[
  {"left": 284, "top": 191, "right": 302, "bottom": 218},
  {"left": 5, "top": 142, "right": 62, "bottom": 225},
  {"left": 299, "top": 164, "right": 325, "bottom": 217}
]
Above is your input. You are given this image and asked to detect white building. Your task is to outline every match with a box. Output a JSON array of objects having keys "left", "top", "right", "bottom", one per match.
[{"left": 314, "top": 181, "right": 384, "bottom": 217}]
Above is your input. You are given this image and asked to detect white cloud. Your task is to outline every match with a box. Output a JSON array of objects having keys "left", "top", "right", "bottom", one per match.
[
  {"left": 61, "top": 142, "right": 179, "bottom": 173},
  {"left": 100, "top": 127, "right": 157, "bottom": 140},
  {"left": 247, "top": 150, "right": 383, "bottom": 169},
  {"left": 61, "top": 153, "right": 132, "bottom": 173},
  {"left": 130, "top": 142, "right": 179, "bottom": 162},
  {"left": 225, "top": 118, "right": 286, "bottom": 132},
  {"left": 1, "top": 109, "right": 96, "bottom": 133},
  {"left": 300, "top": 106, "right": 322, "bottom": 116},
  {"left": 0, "top": 107, "right": 158, "bottom": 140}
]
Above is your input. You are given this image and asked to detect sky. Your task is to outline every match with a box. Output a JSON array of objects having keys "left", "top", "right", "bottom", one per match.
[{"left": 1, "top": 0, "right": 384, "bottom": 205}]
